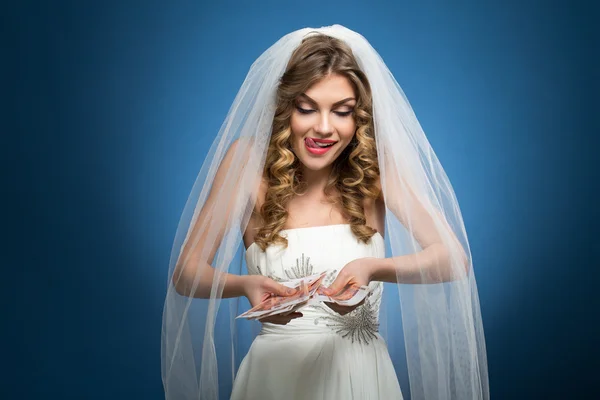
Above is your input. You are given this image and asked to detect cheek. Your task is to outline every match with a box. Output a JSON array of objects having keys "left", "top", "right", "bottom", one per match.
[
  {"left": 290, "top": 118, "right": 309, "bottom": 137},
  {"left": 340, "top": 122, "right": 357, "bottom": 140}
]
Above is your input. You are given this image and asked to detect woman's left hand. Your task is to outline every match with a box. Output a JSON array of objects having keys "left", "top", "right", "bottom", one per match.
[{"left": 320, "top": 257, "right": 376, "bottom": 316}]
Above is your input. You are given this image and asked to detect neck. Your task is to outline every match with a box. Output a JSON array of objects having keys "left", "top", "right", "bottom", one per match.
[{"left": 300, "top": 164, "right": 333, "bottom": 195}]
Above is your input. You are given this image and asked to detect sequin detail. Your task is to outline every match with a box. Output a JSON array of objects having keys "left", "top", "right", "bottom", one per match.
[
  {"left": 314, "top": 283, "right": 382, "bottom": 345},
  {"left": 256, "top": 252, "right": 319, "bottom": 281},
  {"left": 255, "top": 263, "right": 281, "bottom": 282},
  {"left": 283, "top": 252, "right": 314, "bottom": 279},
  {"left": 256, "top": 251, "right": 382, "bottom": 345}
]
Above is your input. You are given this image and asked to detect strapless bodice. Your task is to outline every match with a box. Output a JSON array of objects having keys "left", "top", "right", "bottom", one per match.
[{"left": 244, "top": 224, "right": 385, "bottom": 344}]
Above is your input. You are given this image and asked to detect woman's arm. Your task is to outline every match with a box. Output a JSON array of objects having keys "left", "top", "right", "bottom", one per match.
[
  {"left": 370, "top": 169, "right": 469, "bottom": 284},
  {"left": 366, "top": 243, "right": 455, "bottom": 284},
  {"left": 172, "top": 138, "right": 253, "bottom": 298},
  {"left": 175, "top": 267, "right": 248, "bottom": 299}
]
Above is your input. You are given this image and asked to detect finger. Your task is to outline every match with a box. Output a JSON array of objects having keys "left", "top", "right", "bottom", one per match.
[
  {"left": 331, "top": 285, "right": 360, "bottom": 301},
  {"left": 323, "top": 278, "right": 347, "bottom": 296},
  {"left": 270, "top": 282, "right": 297, "bottom": 297}
]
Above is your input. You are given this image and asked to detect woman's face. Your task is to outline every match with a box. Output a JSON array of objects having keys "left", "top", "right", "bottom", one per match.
[{"left": 289, "top": 73, "right": 357, "bottom": 172}]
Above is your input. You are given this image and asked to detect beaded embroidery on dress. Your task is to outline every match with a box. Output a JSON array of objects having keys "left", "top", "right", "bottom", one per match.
[{"left": 231, "top": 224, "right": 403, "bottom": 400}]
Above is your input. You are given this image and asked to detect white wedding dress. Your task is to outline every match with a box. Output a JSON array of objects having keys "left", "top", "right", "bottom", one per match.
[{"left": 231, "top": 224, "right": 404, "bottom": 400}]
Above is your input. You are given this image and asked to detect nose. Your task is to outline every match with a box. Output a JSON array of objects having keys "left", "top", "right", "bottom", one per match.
[{"left": 315, "top": 113, "right": 334, "bottom": 135}]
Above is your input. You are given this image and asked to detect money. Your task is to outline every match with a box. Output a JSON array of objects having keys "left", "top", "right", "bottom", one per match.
[{"left": 236, "top": 270, "right": 371, "bottom": 320}]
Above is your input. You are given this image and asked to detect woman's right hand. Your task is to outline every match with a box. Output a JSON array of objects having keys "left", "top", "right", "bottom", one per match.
[{"left": 243, "top": 275, "right": 303, "bottom": 325}]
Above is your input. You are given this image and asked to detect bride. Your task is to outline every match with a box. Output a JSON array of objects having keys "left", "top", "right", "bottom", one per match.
[{"left": 162, "top": 25, "right": 489, "bottom": 400}]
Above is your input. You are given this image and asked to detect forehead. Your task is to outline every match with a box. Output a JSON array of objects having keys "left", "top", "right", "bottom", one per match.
[{"left": 300, "top": 74, "right": 356, "bottom": 104}]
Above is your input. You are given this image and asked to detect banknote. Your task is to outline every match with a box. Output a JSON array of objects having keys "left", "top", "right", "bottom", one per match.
[
  {"left": 236, "top": 270, "right": 370, "bottom": 320},
  {"left": 310, "top": 283, "right": 369, "bottom": 307},
  {"left": 236, "top": 279, "right": 311, "bottom": 320}
]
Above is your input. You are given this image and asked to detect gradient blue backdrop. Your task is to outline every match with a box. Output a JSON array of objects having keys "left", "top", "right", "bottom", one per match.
[{"left": 5, "top": 1, "right": 595, "bottom": 399}]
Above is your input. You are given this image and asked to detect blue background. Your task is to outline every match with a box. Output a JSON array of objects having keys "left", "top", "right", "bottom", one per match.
[{"left": 5, "top": 1, "right": 595, "bottom": 399}]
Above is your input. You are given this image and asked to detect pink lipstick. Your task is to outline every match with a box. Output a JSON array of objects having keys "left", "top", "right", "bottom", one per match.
[{"left": 304, "top": 137, "right": 337, "bottom": 155}]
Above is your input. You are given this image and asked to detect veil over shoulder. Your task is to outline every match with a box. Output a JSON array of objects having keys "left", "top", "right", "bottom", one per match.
[{"left": 161, "top": 24, "right": 489, "bottom": 400}]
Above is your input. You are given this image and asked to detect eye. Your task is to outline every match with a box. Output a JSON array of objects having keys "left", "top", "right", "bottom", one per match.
[
  {"left": 296, "top": 106, "right": 354, "bottom": 117},
  {"left": 296, "top": 106, "right": 314, "bottom": 114}
]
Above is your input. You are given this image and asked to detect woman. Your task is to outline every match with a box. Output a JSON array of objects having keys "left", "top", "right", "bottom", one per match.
[{"left": 162, "top": 25, "right": 489, "bottom": 400}]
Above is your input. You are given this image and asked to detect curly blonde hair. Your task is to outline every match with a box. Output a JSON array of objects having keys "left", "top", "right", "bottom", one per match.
[{"left": 253, "top": 33, "right": 382, "bottom": 252}]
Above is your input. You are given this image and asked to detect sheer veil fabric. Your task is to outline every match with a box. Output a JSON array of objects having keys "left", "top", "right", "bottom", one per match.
[{"left": 161, "top": 24, "right": 489, "bottom": 399}]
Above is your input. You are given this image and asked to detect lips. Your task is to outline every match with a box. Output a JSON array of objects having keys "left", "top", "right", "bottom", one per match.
[
  {"left": 307, "top": 137, "right": 337, "bottom": 144},
  {"left": 304, "top": 137, "right": 337, "bottom": 155},
  {"left": 304, "top": 137, "right": 338, "bottom": 149}
]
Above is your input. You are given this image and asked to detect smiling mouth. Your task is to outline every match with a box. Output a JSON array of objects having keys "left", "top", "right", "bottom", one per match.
[{"left": 304, "top": 137, "right": 338, "bottom": 149}]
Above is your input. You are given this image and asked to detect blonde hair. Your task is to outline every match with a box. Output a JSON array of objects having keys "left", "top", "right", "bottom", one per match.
[{"left": 254, "top": 33, "right": 381, "bottom": 252}]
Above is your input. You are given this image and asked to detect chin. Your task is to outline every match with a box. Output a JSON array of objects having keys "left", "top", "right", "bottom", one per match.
[{"left": 302, "top": 161, "right": 332, "bottom": 172}]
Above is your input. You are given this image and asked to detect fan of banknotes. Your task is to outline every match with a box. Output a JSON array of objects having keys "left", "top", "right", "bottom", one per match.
[{"left": 236, "top": 271, "right": 371, "bottom": 320}]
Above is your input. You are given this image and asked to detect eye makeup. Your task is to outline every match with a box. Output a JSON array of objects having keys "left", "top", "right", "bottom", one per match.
[{"left": 295, "top": 106, "right": 354, "bottom": 117}]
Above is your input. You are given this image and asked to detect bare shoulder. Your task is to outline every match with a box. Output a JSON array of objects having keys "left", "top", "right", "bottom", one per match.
[
  {"left": 243, "top": 176, "right": 268, "bottom": 249},
  {"left": 254, "top": 176, "right": 268, "bottom": 212},
  {"left": 373, "top": 175, "right": 385, "bottom": 209},
  {"left": 374, "top": 175, "right": 383, "bottom": 198},
  {"left": 363, "top": 175, "right": 386, "bottom": 236}
]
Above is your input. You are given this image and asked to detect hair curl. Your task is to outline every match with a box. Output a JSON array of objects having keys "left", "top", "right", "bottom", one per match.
[{"left": 254, "top": 33, "right": 381, "bottom": 252}]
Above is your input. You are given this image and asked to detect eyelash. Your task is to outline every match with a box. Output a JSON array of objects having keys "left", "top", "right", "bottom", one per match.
[{"left": 295, "top": 106, "right": 353, "bottom": 117}]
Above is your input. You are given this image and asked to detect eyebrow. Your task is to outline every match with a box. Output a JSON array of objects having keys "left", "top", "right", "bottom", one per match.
[{"left": 298, "top": 93, "right": 356, "bottom": 107}]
